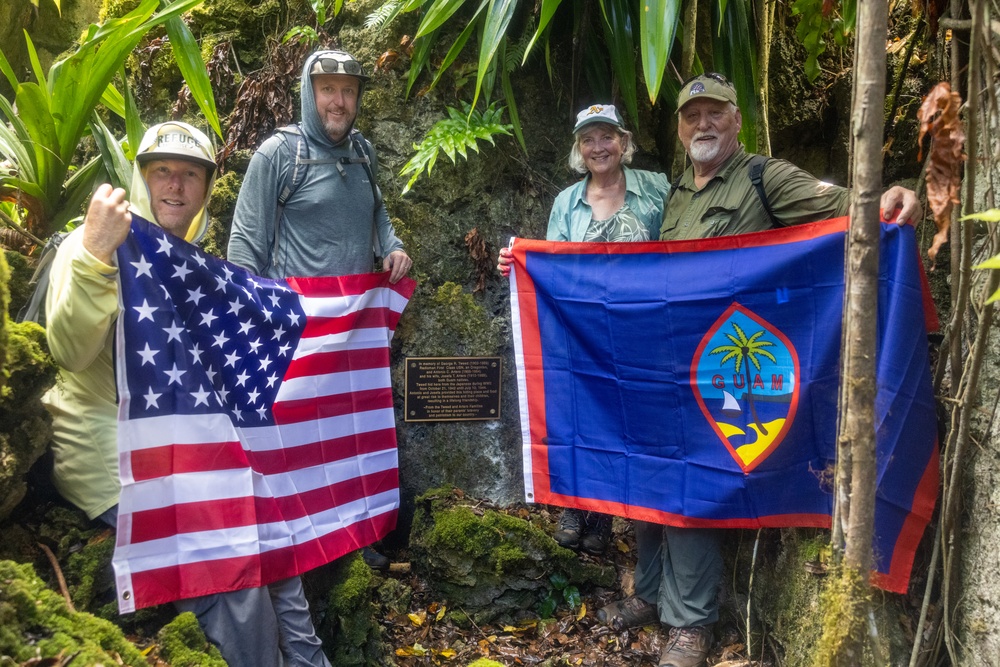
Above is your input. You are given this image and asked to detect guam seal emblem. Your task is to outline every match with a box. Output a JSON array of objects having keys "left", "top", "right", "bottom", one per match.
[{"left": 692, "top": 303, "right": 800, "bottom": 473}]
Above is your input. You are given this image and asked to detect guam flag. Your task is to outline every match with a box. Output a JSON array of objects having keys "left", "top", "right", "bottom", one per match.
[
  {"left": 509, "top": 218, "right": 938, "bottom": 592},
  {"left": 112, "top": 216, "right": 414, "bottom": 611}
]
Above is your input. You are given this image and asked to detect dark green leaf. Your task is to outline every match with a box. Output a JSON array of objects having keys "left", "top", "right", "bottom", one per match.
[
  {"left": 416, "top": 0, "right": 469, "bottom": 38},
  {"left": 90, "top": 113, "right": 132, "bottom": 190},
  {"left": 523, "top": 0, "right": 565, "bottom": 64},
  {"left": 601, "top": 0, "right": 639, "bottom": 129},
  {"left": 639, "top": 0, "right": 681, "bottom": 102},
  {"left": 163, "top": 14, "right": 222, "bottom": 138},
  {"left": 471, "top": 0, "right": 516, "bottom": 111}
]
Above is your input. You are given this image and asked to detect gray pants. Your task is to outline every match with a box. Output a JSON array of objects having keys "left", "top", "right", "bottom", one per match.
[
  {"left": 633, "top": 520, "right": 722, "bottom": 628},
  {"left": 99, "top": 506, "right": 330, "bottom": 667},
  {"left": 174, "top": 575, "right": 330, "bottom": 667}
]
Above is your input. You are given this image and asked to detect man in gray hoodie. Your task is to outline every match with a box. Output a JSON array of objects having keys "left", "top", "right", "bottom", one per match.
[
  {"left": 228, "top": 49, "right": 411, "bottom": 282},
  {"left": 229, "top": 49, "right": 409, "bottom": 571}
]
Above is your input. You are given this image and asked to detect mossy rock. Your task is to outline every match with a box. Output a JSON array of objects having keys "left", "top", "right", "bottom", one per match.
[
  {"left": 409, "top": 487, "right": 614, "bottom": 624},
  {"left": 3, "top": 250, "right": 33, "bottom": 319},
  {"left": 0, "top": 246, "right": 57, "bottom": 521},
  {"left": 747, "top": 529, "right": 911, "bottom": 665},
  {"left": 155, "top": 611, "right": 226, "bottom": 666},
  {"left": 317, "top": 552, "right": 389, "bottom": 667},
  {"left": 0, "top": 559, "right": 146, "bottom": 665}
]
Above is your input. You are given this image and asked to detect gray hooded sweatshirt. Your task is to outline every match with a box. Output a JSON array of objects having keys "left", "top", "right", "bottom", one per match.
[{"left": 228, "top": 52, "right": 404, "bottom": 279}]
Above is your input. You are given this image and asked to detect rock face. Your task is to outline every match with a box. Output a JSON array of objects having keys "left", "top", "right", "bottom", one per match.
[
  {"left": 0, "top": 252, "right": 58, "bottom": 522},
  {"left": 408, "top": 487, "right": 615, "bottom": 624},
  {"left": 0, "top": 559, "right": 148, "bottom": 665}
]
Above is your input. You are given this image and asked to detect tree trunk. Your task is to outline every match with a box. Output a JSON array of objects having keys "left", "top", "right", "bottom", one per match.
[
  {"left": 826, "top": 0, "right": 889, "bottom": 663},
  {"left": 671, "top": 0, "right": 699, "bottom": 176},
  {"left": 755, "top": 0, "right": 774, "bottom": 156}
]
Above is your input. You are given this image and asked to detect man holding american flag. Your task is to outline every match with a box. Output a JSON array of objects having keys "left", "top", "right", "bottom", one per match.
[{"left": 43, "top": 121, "right": 333, "bottom": 666}]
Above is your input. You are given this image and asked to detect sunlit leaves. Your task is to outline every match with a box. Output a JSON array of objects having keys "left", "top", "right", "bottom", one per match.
[
  {"left": 963, "top": 209, "right": 1000, "bottom": 303},
  {"left": 164, "top": 12, "right": 222, "bottom": 138},
  {"left": 0, "top": 0, "right": 214, "bottom": 236},
  {"left": 791, "top": 0, "right": 855, "bottom": 82},
  {"left": 416, "top": 0, "right": 469, "bottom": 38},
  {"left": 29, "top": 0, "right": 61, "bottom": 14},
  {"left": 399, "top": 102, "right": 512, "bottom": 194},
  {"left": 471, "top": 0, "right": 516, "bottom": 112},
  {"left": 639, "top": 0, "right": 681, "bottom": 103}
]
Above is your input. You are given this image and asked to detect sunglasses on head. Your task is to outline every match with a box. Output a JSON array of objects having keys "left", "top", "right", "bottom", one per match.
[
  {"left": 680, "top": 71, "right": 735, "bottom": 89},
  {"left": 315, "top": 56, "right": 363, "bottom": 76}
]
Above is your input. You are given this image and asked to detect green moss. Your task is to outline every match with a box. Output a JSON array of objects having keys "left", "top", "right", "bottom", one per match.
[
  {"left": 466, "top": 660, "right": 505, "bottom": 667},
  {"left": 374, "top": 575, "right": 412, "bottom": 617},
  {"left": 1, "top": 319, "right": 56, "bottom": 406},
  {"left": 813, "top": 565, "right": 869, "bottom": 666},
  {"left": 99, "top": 0, "right": 141, "bottom": 21},
  {"left": 0, "top": 559, "right": 146, "bottom": 665},
  {"left": 424, "top": 504, "right": 566, "bottom": 577},
  {"left": 66, "top": 527, "right": 116, "bottom": 611},
  {"left": 156, "top": 611, "right": 226, "bottom": 666},
  {"left": 397, "top": 282, "right": 505, "bottom": 358},
  {"left": 798, "top": 535, "right": 831, "bottom": 563},
  {"left": 3, "top": 250, "right": 31, "bottom": 319},
  {"left": 329, "top": 553, "right": 375, "bottom": 619},
  {"left": 203, "top": 170, "right": 243, "bottom": 258},
  {"left": 322, "top": 553, "right": 387, "bottom": 666}
]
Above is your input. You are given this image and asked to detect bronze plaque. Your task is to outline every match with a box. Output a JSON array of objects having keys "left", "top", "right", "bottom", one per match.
[{"left": 404, "top": 357, "right": 502, "bottom": 422}]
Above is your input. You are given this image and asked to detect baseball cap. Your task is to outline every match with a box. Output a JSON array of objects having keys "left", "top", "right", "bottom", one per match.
[
  {"left": 677, "top": 73, "right": 738, "bottom": 110},
  {"left": 309, "top": 50, "right": 370, "bottom": 81},
  {"left": 573, "top": 104, "right": 625, "bottom": 133},
  {"left": 134, "top": 122, "right": 216, "bottom": 172}
]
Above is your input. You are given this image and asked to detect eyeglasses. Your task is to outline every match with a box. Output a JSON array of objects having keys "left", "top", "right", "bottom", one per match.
[
  {"left": 680, "top": 71, "right": 735, "bottom": 90},
  {"left": 314, "top": 54, "right": 364, "bottom": 76}
]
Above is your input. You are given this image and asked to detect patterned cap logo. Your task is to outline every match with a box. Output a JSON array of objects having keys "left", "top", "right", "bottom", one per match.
[
  {"left": 692, "top": 303, "right": 800, "bottom": 472},
  {"left": 689, "top": 82, "right": 706, "bottom": 96},
  {"left": 587, "top": 105, "right": 605, "bottom": 115}
]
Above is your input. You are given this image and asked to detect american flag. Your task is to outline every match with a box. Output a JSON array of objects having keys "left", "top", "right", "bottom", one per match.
[{"left": 110, "top": 216, "right": 414, "bottom": 612}]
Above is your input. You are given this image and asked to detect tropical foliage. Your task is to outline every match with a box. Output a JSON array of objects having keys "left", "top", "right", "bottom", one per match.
[
  {"left": 0, "top": 0, "right": 218, "bottom": 239},
  {"left": 368, "top": 0, "right": 760, "bottom": 142},
  {"left": 399, "top": 102, "right": 512, "bottom": 194},
  {"left": 791, "top": 0, "right": 857, "bottom": 82}
]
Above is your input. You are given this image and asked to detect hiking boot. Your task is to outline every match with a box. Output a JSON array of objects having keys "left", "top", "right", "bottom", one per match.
[
  {"left": 361, "top": 546, "right": 389, "bottom": 572},
  {"left": 579, "top": 513, "right": 612, "bottom": 555},
  {"left": 553, "top": 508, "right": 585, "bottom": 549},
  {"left": 658, "top": 625, "right": 712, "bottom": 667},
  {"left": 595, "top": 594, "right": 659, "bottom": 631}
]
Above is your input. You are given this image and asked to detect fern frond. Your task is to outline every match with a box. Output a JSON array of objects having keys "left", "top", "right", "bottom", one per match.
[
  {"left": 400, "top": 102, "right": 513, "bottom": 195},
  {"left": 365, "top": 0, "right": 402, "bottom": 29},
  {"left": 505, "top": 23, "right": 532, "bottom": 72}
]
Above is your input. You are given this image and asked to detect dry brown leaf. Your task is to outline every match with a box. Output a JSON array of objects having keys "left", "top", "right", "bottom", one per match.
[
  {"left": 464, "top": 227, "right": 492, "bottom": 293},
  {"left": 375, "top": 49, "right": 399, "bottom": 72},
  {"left": 917, "top": 82, "right": 966, "bottom": 261}
]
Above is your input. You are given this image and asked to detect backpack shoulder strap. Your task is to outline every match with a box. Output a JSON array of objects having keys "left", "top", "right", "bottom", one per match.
[
  {"left": 748, "top": 155, "right": 783, "bottom": 228},
  {"left": 274, "top": 125, "right": 309, "bottom": 212},
  {"left": 348, "top": 129, "right": 385, "bottom": 256},
  {"left": 266, "top": 124, "right": 309, "bottom": 275}
]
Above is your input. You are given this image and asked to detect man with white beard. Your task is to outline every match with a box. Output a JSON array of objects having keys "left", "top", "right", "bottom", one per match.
[{"left": 595, "top": 73, "right": 922, "bottom": 667}]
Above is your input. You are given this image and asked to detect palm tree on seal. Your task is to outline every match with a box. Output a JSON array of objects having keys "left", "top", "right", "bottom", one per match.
[{"left": 711, "top": 322, "right": 777, "bottom": 435}]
